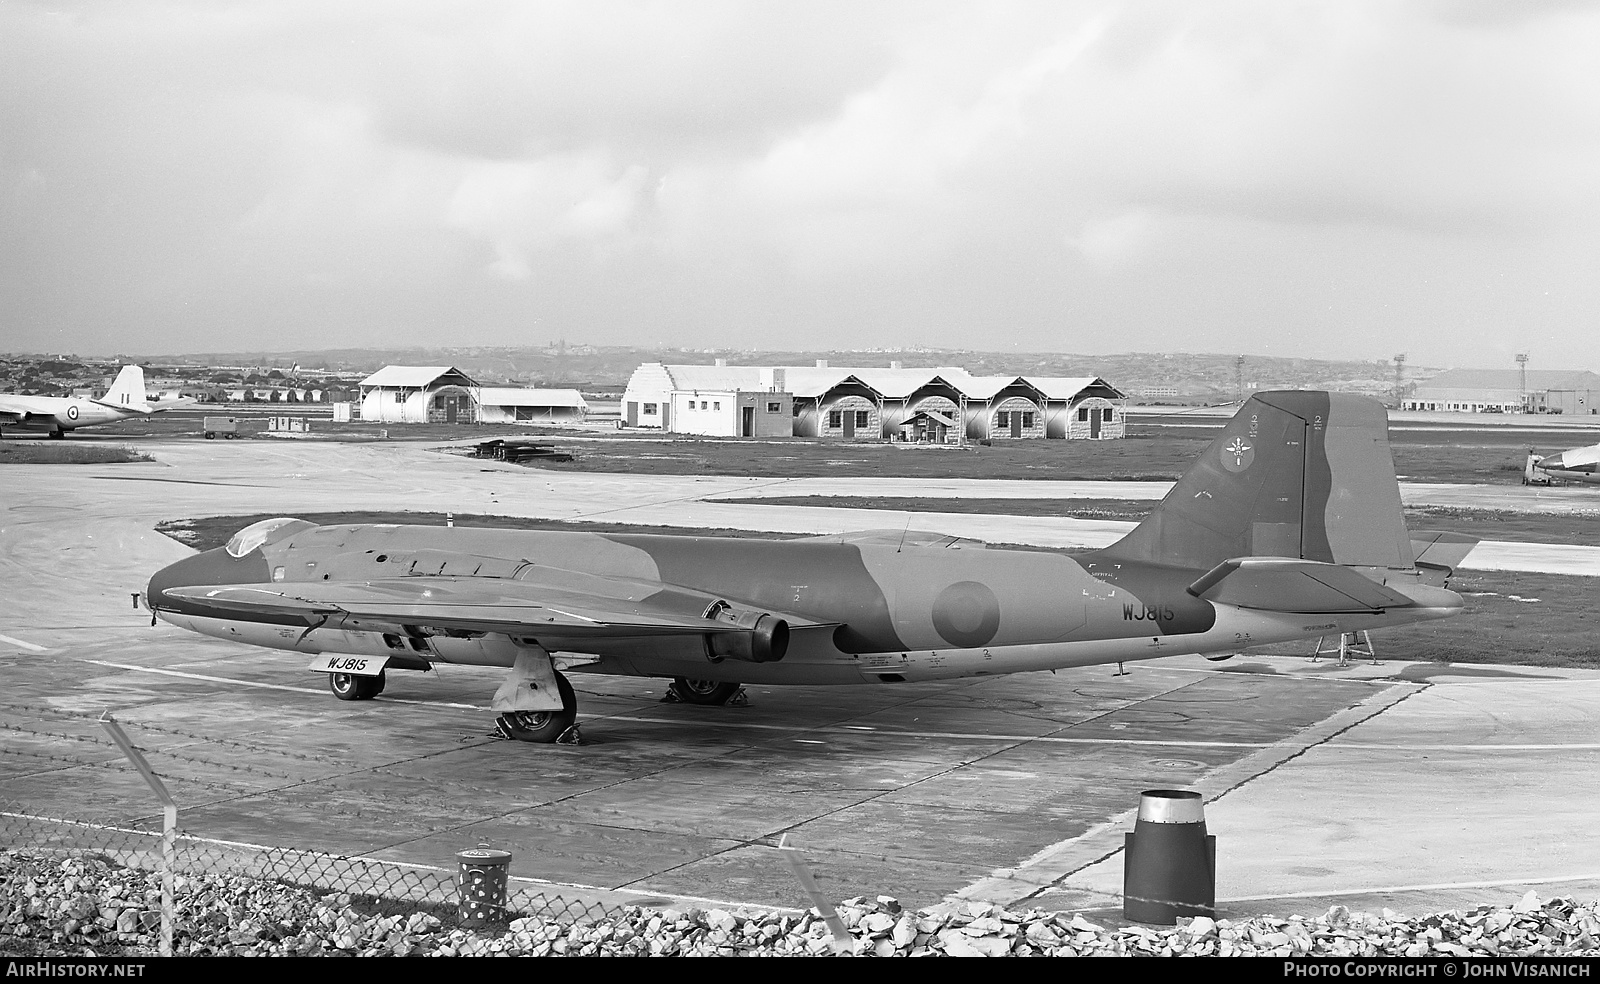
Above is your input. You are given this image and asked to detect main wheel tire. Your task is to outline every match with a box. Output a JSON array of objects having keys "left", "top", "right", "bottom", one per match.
[
  {"left": 204, "top": 432, "right": 215, "bottom": 439},
  {"left": 669, "top": 677, "right": 742, "bottom": 706},
  {"left": 329, "top": 671, "right": 383, "bottom": 701},
  {"left": 495, "top": 672, "right": 577, "bottom": 743}
]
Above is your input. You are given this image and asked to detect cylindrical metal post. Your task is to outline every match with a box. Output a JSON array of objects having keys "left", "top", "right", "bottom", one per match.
[
  {"left": 1123, "top": 789, "right": 1215, "bottom": 925},
  {"left": 456, "top": 847, "right": 513, "bottom": 927}
]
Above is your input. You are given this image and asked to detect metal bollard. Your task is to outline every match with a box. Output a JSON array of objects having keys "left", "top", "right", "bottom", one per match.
[
  {"left": 1123, "top": 789, "right": 1215, "bottom": 925},
  {"left": 456, "top": 847, "right": 513, "bottom": 927}
]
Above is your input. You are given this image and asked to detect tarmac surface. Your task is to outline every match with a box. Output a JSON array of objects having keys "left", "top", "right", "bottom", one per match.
[{"left": 1, "top": 435, "right": 1597, "bottom": 922}]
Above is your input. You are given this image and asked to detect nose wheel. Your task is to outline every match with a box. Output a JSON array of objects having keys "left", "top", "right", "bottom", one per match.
[{"left": 329, "top": 671, "right": 385, "bottom": 700}]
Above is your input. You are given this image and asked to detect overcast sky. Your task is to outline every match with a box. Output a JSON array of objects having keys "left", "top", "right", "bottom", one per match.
[{"left": 3, "top": 1, "right": 1597, "bottom": 369}]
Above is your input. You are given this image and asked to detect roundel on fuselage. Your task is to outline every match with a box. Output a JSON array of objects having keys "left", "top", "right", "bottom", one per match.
[
  {"left": 66, "top": 405, "right": 79, "bottom": 420},
  {"left": 931, "top": 580, "right": 1001, "bottom": 649}
]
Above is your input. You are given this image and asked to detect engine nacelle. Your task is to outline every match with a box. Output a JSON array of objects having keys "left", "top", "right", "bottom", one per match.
[{"left": 704, "top": 602, "right": 790, "bottom": 663}]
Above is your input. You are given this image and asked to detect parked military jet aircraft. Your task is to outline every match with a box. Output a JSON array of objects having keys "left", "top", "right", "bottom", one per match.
[
  {"left": 1524, "top": 443, "right": 1600, "bottom": 485},
  {"left": 0, "top": 365, "right": 190, "bottom": 438},
  {"left": 146, "top": 391, "right": 1475, "bottom": 743}
]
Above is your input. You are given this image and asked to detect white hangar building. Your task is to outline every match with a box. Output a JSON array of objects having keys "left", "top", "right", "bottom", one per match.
[
  {"left": 1405, "top": 369, "right": 1600, "bottom": 415},
  {"left": 475, "top": 387, "right": 590, "bottom": 425},
  {"left": 358, "top": 366, "right": 479, "bottom": 424},
  {"left": 622, "top": 361, "right": 1126, "bottom": 441}
]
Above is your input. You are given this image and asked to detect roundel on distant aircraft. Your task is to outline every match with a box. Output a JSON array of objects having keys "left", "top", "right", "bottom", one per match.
[
  {"left": 1220, "top": 434, "right": 1254, "bottom": 473},
  {"left": 66, "top": 405, "right": 79, "bottom": 420},
  {"left": 931, "top": 580, "right": 1000, "bottom": 649}
]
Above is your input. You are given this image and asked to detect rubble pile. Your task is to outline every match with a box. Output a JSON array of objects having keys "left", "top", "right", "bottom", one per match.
[{"left": 4, "top": 851, "right": 1599, "bottom": 957}]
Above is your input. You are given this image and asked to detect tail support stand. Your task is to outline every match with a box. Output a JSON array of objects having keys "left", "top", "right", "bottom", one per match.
[{"left": 1311, "top": 630, "right": 1378, "bottom": 667}]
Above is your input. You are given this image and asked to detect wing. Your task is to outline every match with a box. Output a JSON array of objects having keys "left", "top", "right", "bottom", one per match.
[
  {"left": 163, "top": 576, "right": 835, "bottom": 639},
  {"left": 0, "top": 396, "right": 47, "bottom": 423}
]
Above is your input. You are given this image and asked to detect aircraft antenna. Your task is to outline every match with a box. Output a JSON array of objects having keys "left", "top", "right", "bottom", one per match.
[{"left": 897, "top": 512, "right": 912, "bottom": 553}]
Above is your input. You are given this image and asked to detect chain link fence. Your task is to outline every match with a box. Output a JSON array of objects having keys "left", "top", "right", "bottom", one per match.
[{"left": 0, "top": 701, "right": 650, "bottom": 955}]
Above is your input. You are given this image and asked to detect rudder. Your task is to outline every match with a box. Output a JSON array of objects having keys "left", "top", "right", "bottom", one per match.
[{"left": 1104, "top": 392, "right": 1412, "bottom": 571}]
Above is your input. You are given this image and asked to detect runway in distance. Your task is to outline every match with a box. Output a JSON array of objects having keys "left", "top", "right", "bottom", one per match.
[
  {"left": 1525, "top": 442, "right": 1600, "bottom": 485},
  {"left": 146, "top": 391, "right": 1478, "bottom": 743},
  {"left": 0, "top": 365, "right": 191, "bottom": 438}
]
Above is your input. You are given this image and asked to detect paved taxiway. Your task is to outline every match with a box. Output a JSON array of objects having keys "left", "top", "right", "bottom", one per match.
[{"left": 1, "top": 437, "right": 1596, "bottom": 919}]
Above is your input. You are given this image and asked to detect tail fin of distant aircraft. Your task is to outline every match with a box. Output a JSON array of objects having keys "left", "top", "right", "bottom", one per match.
[
  {"left": 1103, "top": 392, "right": 1415, "bottom": 572},
  {"left": 100, "top": 365, "right": 149, "bottom": 410}
]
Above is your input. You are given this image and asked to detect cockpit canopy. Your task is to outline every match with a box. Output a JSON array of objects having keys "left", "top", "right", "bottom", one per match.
[{"left": 225, "top": 518, "right": 317, "bottom": 558}]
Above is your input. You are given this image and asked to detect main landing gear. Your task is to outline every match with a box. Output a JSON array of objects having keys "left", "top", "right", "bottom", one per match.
[
  {"left": 329, "top": 670, "right": 386, "bottom": 701},
  {"left": 495, "top": 672, "right": 577, "bottom": 743},
  {"left": 668, "top": 677, "right": 743, "bottom": 706}
]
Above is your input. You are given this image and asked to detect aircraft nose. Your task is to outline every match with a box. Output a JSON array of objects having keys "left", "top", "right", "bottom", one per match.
[{"left": 147, "top": 547, "right": 271, "bottom": 613}]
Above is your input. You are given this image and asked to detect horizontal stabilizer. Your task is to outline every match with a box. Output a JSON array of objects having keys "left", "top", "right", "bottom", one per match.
[
  {"left": 1409, "top": 531, "right": 1479, "bottom": 572},
  {"left": 164, "top": 577, "right": 834, "bottom": 638},
  {"left": 1187, "top": 557, "right": 1415, "bottom": 613}
]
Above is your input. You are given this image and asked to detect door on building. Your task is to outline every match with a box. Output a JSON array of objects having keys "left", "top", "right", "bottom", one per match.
[
  {"left": 1010, "top": 411, "right": 1022, "bottom": 438},
  {"left": 741, "top": 406, "right": 754, "bottom": 437},
  {"left": 1090, "top": 408, "right": 1101, "bottom": 438},
  {"left": 626, "top": 402, "right": 638, "bottom": 426},
  {"left": 842, "top": 410, "right": 855, "bottom": 439},
  {"left": 445, "top": 395, "right": 458, "bottom": 423}
]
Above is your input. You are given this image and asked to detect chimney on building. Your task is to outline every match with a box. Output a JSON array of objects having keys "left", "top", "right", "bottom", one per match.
[{"left": 771, "top": 368, "right": 786, "bottom": 392}]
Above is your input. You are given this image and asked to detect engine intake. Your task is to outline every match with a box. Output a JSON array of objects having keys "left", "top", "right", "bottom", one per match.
[{"left": 704, "top": 601, "right": 789, "bottom": 663}]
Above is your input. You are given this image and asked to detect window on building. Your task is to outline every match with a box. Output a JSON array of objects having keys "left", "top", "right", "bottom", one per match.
[
  {"left": 700, "top": 400, "right": 708, "bottom": 410},
  {"left": 828, "top": 410, "right": 841, "bottom": 428},
  {"left": 713, "top": 401, "right": 720, "bottom": 411},
  {"left": 855, "top": 410, "right": 869, "bottom": 429},
  {"left": 393, "top": 391, "right": 404, "bottom": 403},
  {"left": 1105, "top": 408, "right": 1115, "bottom": 421},
  {"left": 997, "top": 411, "right": 1010, "bottom": 428},
  {"left": 1022, "top": 412, "right": 1034, "bottom": 428},
  {"left": 1078, "top": 407, "right": 1088, "bottom": 421},
  {"left": 643, "top": 403, "right": 657, "bottom": 415},
  {"left": 767, "top": 402, "right": 781, "bottom": 413}
]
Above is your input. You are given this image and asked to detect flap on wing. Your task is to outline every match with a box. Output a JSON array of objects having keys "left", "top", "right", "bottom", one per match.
[
  {"left": 801, "top": 529, "right": 986, "bottom": 549},
  {"left": 1187, "top": 557, "right": 1415, "bottom": 613},
  {"left": 165, "top": 577, "right": 835, "bottom": 637}
]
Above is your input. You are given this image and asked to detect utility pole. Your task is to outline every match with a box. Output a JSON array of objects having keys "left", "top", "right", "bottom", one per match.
[{"left": 1516, "top": 353, "right": 1529, "bottom": 411}]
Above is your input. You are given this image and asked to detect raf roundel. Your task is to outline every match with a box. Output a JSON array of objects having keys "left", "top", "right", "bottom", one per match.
[
  {"left": 66, "top": 405, "right": 79, "bottom": 420},
  {"left": 1220, "top": 435, "right": 1254, "bottom": 473},
  {"left": 931, "top": 580, "right": 1001, "bottom": 649}
]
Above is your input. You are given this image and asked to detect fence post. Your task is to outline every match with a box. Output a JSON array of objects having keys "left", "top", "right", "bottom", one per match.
[
  {"left": 776, "top": 835, "right": 849, "bottom": 954},
  {"left": 99, "top": 712, "right": 176, "bottom": 957}
]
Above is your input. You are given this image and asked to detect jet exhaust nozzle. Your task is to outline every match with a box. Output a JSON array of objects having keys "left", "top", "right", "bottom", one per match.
[{"left": 705, "top": 604, "right": 790, "bottom": 663}]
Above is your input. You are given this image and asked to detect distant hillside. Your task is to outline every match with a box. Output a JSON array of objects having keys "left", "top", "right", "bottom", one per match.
[{"left": 86, "top": 346, "right": 1435, "bottom": 400}]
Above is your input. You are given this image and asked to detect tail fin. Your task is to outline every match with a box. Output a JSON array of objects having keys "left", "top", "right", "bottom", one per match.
[
  {"left": 101, "top": 365, "right": 148, "bottom": 408},
  {"left": 1104, "top": 391, "right": 1413, "bottom": 571}
]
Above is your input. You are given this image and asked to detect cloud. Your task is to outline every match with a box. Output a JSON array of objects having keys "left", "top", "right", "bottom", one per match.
[{"left": 2, "top": 1, "right": 1599, "bottom": 367}]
